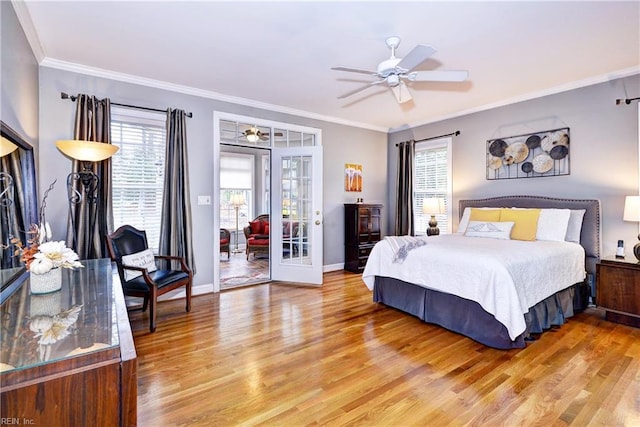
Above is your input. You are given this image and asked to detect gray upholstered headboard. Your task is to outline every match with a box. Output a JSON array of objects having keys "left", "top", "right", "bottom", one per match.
[{"left": 459, "top": 195, "right": 601, "bottom": 277}]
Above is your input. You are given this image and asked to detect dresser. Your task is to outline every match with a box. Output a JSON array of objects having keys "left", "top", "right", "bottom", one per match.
[
  {"left": 344, "top": 203, "right": 383, "bottom": 273},
  {"left": 0, "top": 258, "right": 137, "bottom": 426},
  {"left": 596, "top": 256, "right": 640, "bottom": 327}
]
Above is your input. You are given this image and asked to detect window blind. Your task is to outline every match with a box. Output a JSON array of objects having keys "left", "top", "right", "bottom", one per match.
[
  {"left": 220, "top": 154, "right": 253, "bottom": 230},
  {"left": 413, "top": 138, "right": 451, "bottom": 234},
  {"left": 111, "top": 107, "right": 166, "bottom": 252}
]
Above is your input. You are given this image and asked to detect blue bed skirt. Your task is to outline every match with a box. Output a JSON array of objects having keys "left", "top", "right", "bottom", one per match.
[{"left": 373, "top": 276, "right": 583, "bottom": 349}]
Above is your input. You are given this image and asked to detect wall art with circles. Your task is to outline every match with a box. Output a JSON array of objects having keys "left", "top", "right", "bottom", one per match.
[{"left": 486, "top": 127, "right": 570, "bottom": 180}]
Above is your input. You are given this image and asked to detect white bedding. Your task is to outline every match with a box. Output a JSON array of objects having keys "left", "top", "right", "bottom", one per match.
[{"left": 362, "top": 234, "right": 586, "bottom": 340}]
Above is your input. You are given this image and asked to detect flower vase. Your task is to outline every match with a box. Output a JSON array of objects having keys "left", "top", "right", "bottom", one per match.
[
  {"left": 30, "top": 268, "right": 62, "bottom": 294},
  {"left": 29, "top": 292, "right": 62, "bottom": 317}
]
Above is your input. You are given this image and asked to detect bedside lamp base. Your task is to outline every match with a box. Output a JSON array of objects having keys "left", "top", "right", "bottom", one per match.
[{"left": 426, "top": 216, "right": 440, "bottom": 236}]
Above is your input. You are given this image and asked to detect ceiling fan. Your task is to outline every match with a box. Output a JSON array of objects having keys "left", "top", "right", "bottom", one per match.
[
  {"left": 240, "top": 128, "right": 283, "bottom": 142},
  {"left": 331, "top": 36, "right": 468, "bottom": 104}
]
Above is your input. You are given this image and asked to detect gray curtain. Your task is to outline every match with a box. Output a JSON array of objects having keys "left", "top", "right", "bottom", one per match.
[
  {"left": 159, "top": 109, "right": 195, "bottom": 273},
  {"left": 67, "top": 94, "right": 113, "bottom": 260},
  {"left": 395, "top": 140, "right": 415, "bottom": 236}
]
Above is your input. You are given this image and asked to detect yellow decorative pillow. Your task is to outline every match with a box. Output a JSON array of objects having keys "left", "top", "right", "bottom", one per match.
[
  {"left": 469, "top": 208, "right": 501, "bottom": 222},
  {"left": 499, "top": 208, "right": 541, "bottom": 241}
]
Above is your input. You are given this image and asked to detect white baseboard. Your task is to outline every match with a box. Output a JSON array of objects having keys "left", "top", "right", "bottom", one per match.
[
  {"left": 156, "top": 263, "right": 345, "bottom": 300},
  {"left": 323, "top": 263, "right": 344, "bottom": 273},
  {"left": 158, "top": 283, "right": 213, "bottom": 301}
]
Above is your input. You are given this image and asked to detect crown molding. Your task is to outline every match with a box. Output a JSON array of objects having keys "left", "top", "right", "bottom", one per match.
[
  {"left": 39, "top": 57, "right": 388, "bottom": 133},
  {"left": 10, "top": 0, "right": 45, "bottom": 63},
  {"left": 390, "top": 66, "right": 640, "bottom": 133}
]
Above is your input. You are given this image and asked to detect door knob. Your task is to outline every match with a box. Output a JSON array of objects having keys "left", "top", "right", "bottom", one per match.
[{"left": 315, "top": 220, "right": 321, "bottom": 225}]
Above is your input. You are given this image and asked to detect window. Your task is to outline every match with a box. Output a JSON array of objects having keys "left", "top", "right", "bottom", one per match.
[
  {"left": 110, "top": 107, "right": 167, "bottom": 252},
  {"left": 413, "top": 138, "right": 452, "bottom": 235},
  {"left": 220, "top": 154, "right": 253, "bottom": 231}
]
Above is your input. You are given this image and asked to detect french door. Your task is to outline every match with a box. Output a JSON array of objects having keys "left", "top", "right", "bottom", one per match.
[{"left": 270, "top": 147, "right": 323, "bottom": 285}]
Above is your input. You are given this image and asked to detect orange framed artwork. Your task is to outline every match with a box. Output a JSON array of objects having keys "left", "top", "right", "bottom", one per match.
[{"left": 345, "top": 163, "right": 362, "bottom": 192}]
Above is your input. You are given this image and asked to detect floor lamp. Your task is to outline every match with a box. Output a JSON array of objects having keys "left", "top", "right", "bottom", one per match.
[
  {"left": 56, "top": 140, "right": 119, "bottom": 251},
  {"left": 230, "top": 193, "right": 246, "bottom": 254}
]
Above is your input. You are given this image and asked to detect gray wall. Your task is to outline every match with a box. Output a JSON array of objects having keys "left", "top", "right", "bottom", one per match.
[
  {"left": 37, "top": 66, "right": 387, "bottom": 287},
  {"left": 1, "top": 2, "right": 39, "bottom": 150},
  {"left": 388, "top": 75, "right": 640, "bottom": 257}
]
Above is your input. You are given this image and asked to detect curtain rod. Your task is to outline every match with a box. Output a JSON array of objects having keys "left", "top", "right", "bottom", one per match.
[
  {"left": 60, "top": 92, "right": 193, "bottom": 118},
  {"left": 395, "top": 130, "right": 460, "bottom": 146},
  {"left": 616, "top": 97, "right": 640, "bottom": 105}
]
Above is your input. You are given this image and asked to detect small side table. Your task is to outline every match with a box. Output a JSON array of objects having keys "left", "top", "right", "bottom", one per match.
[{"left": 596, "top": 256, "right": 640, "bottom": 327}]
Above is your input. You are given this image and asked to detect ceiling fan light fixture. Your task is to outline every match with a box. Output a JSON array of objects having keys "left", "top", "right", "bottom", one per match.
[
  {"left": 332, "top": 36, "right": 468, "bottom": 105},
  {"left": 244, "top": 128, "right": 260, "bottom": 143}
]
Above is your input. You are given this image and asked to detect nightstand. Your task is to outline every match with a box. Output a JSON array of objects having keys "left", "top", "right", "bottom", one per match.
[{"left": 596, "top": 256, "right": 640, "bottom": 327}]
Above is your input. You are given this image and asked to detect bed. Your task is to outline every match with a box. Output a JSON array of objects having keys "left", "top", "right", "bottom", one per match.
[{"left": 362, "top": 195, "right": 600, "bottom": 349}]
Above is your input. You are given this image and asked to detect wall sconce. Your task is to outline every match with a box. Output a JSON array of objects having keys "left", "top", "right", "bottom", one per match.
[
  {"left": 623, "top": 195, "right": 640, "bottom": 261},
  {"left": 422, "top": 197, "right": 445, "bottom": 236}
]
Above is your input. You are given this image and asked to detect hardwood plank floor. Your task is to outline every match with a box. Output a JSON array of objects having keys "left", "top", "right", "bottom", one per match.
[{"left": 131, "top": 271, "right": 640, "bottom": 426}]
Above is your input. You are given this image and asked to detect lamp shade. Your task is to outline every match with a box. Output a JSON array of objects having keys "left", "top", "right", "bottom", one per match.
[
  {"left": 56, "top": 140, "right": 119, "bottom": 161},
  {"left": 422, "top": 197, "right": 445, "bottom": 215},
  {"left": 230, "top": 193, "right": 246, "bottom": 207},
  {"left": 623, "top": 196, "right": 640, "bottom": 222},
  {"left": 0, "top": 136, "right": 18, "bottom": 157}
]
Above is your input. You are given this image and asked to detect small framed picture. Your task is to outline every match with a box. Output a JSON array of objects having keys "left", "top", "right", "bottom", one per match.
[{"left": 345, "top": 163, "right": 362, "bottom": 192}]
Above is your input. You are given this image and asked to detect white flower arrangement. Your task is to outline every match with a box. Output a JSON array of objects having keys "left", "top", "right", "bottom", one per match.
[
  {"left": 29, "top": 240, "right": 83, "bottom": 274},
  {"left": 11, "top": 180, "right": 83, "bottom": 274}
]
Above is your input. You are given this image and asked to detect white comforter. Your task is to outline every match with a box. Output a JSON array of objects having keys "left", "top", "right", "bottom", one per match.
[{"left": 362, "top": 234, "right": 586, "bottom": 340}]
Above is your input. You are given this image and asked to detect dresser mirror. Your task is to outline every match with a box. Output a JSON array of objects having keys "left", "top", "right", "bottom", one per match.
[{"left": 1, "top": 121, "right": 38, "bottom": 303}]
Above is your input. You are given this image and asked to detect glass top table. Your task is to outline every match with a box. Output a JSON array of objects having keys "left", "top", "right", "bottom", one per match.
[{"left": 0, "top": 258, "right": 120, "bottom": 373}]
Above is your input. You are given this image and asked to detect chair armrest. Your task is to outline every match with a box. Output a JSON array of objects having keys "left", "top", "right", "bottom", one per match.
[{"left": 121, "top": 264, "right": 158, "bottom": 288}]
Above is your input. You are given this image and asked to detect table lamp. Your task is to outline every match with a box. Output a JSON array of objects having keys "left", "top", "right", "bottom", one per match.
[{"left": 422, "top": 197, "right": 445, "bottom": 236}]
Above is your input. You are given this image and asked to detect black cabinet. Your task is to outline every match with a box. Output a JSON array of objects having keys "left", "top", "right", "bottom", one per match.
[{"left": 344, "top": 204, "right": 382, "bottom": 273}]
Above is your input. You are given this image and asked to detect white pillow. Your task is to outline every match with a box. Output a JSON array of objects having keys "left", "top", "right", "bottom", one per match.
[
  {"left": 464, "top": 221, "right": 514, "bottom": 240},
  {"left": 565, "top": 209, "right": 586, "bottom": 243},
  {"left": 121, "top": 248, "right": 157, "bottom": 281},
  {"left": 536, "top": 209, "right": 572, "bottom": 242},
  {"left": 457, "top": 207, "right": 498, "bottom": 233}
]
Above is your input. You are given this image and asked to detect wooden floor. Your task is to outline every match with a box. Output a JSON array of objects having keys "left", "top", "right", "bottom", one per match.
[{"left": 131, "top": 271, "right": 640, "bottom": 426}]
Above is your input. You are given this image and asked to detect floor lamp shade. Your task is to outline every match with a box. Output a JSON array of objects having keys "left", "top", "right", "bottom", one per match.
[
  {"left": 230, "top": 193, "right": 246, "bottom": 207},
  {"left": 0, "top": 136, "right": 18, "bottom": 157},
  {"left": 56, "top": 140, "right": 119, "bottom": 161},
  {"left": 623, "top": 195, "right": 640, "bottom": 261}
]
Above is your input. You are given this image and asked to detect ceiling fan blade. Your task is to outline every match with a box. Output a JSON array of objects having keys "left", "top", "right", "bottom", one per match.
[
  {"left": 396, "top": 44, "right": 436, "bottom": 72},
  {"left": 407, "top": 70, "right": 469, "bottom": 82},
  {"left": 337, "top": 80, "right": 384, "bottom": 99},
  {"left": 391, "top": 81, "right": 413, "bottom": 104},
  {"left": 331, "top": 66, "right": 377, "bottom": 76}
]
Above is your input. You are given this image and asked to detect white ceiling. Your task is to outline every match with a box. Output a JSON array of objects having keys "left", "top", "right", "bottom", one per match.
[{"left": 16, "top": 1, "right": 640, "bottom": 132}]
